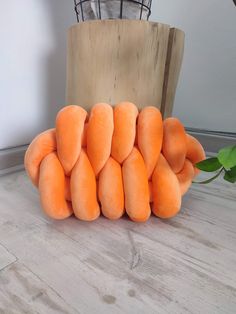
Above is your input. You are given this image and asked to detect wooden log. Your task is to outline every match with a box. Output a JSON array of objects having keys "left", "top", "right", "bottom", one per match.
[
  {"left": 161, "top": 28, "right": 185, "bottom": 118},
  {"left": 66, "top": 20, "right": 184, "bottom": 116}
]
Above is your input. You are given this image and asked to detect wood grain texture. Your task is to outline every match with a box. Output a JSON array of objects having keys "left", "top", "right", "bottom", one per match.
[
  {"left": 0, "top": 243, "right": 16, "bottom": 272},
  {"left": 161, "top": 28, "right": 185, "bottom": 118},
  {"left": 0, "top": 170, "right": 235, "bottom": 313},
  {"left": 66, "top": 20, "right": 184, "bottom": 117},
  {"left": 0, "top": 262, "right": 78, "bottom": 314}
]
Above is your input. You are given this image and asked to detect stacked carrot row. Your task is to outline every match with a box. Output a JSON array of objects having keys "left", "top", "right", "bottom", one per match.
[{"left": 24, "top": 102, "right": 205, "bottom": 222}]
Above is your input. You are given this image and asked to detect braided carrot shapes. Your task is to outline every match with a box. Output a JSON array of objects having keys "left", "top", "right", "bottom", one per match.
[{"left": 25, "top": 103, "right": 205, "bottom": 221}]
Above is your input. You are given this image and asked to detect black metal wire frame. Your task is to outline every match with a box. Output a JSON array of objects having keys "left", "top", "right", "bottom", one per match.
[{"left": 74, "top": 0, "right": 152, "bottom": 22}]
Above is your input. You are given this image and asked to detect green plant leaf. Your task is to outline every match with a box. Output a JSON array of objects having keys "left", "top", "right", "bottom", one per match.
[
  {"left": 217, "top": 145, "right": 236, "bottom": 169},
  {"left": 193, "top": 168, "right": 223, "bottom": 184},
  {"left": 224, "top": 166, "right": 236, "bottom": 183},
  {"left": 229, "top": 165, "right": 236, "bottom": 175},
  {"left": 195, "top": 157, "right": 222, "bottom": 172}
]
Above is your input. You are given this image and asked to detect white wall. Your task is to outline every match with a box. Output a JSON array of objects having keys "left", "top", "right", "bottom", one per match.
[
  {"left": 152, "top": 0, "right": 236, "bottom": 133},
  {"left": 0, "top": 0, "right": 75, "bottom": 149},
  {"left": 0, "top": 0, "right": 235, "bottom": 149}
]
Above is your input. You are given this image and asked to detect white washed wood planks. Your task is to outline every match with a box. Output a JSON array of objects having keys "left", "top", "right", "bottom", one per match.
[{"left": 0, "top": 170, "right": 235, "bottom": 313}]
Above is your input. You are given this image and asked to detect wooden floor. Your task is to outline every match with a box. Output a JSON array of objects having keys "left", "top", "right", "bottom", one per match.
[{"left": 0, "top": 170, "right": 235, "bottom": 314}]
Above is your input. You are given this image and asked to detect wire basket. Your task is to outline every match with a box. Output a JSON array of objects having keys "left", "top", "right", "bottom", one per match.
[{"left": 74, "top": 0, "right": 152, "bottom": 22}]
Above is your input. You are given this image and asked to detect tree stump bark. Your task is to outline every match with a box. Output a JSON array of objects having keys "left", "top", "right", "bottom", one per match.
[{"left": 66, "top": 20, "right": 184, "bottom": 117}]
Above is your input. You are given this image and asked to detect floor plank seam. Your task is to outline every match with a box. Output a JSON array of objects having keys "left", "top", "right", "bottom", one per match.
[
  {"left": 0, "top": 259, "right": 18, "bottom": 273},
  {"left": 22, "top": 263, "right": 81, "bottom": 314},
  {"left": 0, "top": 242, "right": 19, "bottom": 261}
]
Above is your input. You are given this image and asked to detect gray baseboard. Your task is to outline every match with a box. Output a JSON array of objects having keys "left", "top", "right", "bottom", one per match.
[
  {"left": 0, "top": 129, "right": 235, "bottom": 175},
  {"left": 0, "top": 145, "right": 28, "bottom": 176},
  {"left": 186, "top": 128, "right": 236, "bottom": 153}
]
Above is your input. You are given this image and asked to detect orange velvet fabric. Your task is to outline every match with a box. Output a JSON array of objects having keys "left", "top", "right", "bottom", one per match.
[{"left": 25, "top": 103, "right": 205, "bottom": 221}]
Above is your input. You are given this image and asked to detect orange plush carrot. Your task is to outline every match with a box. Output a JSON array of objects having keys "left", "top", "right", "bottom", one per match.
[
  {"left": 25, "top": 102, "right": 205, "bottom": 223},
  {"left": 149, "top": 181, "right": 153, "bottom": 203},
  {"left": 122, "top": 147, "right": 151, "bottom": 222},
  {"left": 111, "top": 102, "right": 138, "bottom": 163},
  {"left": 162, "top": 117, "right": 187, "bottom": 173},
  {"left": 152, "top": 154, "right": 181, "bottom": 218},
  {"left": 186, "top": 134, "right": 206, "bottom": 176},
  {"left": 87, "top": 103, "right": 114, "bottom": 176},
  {"left": 176, "top": 159, "right": 195, "bottom": 195},
  {"left": 24, "top": 129, "right": 56, "bottom": 186},
  {"left": 71, "top": 149, "right": 100, "bottom": 221},
  {"left": 98, "top": 157, "right": 124, "bottom": 220},
  {"left": 56, "top": 105, "right": 87, "bottom": 175},
  {"left": 81, "top": 122, "right": 88, "bottom": 147},
  {"left": 138, "top": 106, "right": 163, "bottom": 179},
  {"left": 65, "top": 176, "right": 71, "bottom": 201},
  {"left": 38, "top": 152, "right": 73, "bottom": 219}
]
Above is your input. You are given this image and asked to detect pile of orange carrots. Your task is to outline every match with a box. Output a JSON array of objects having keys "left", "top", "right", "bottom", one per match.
[{"left": 24, "top": 102, "right": 205, "bottom": 222}]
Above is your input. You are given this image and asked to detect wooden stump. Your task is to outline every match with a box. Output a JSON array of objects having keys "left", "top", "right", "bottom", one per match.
[{"left": 66, "top": 20, "right": 184, "bottom": 117}]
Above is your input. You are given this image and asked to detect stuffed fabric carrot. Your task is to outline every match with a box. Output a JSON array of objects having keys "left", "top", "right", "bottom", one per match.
[
  {"left": 56, "top": 105, "right": 87, "bottom": 175},
  {"left": 122, "top": 147, "right": 151, "bottom": 222},
  {"left": 111, "top": 102, "right": 138, "bottom": 163},
  {"left": 186, "top": 134, "right": 206, "bottom": 176},
  {"left": 137, "top": 106, "right": 163, "bottom": 179},
  {"left": 98, "top": 157, "right": 124, "bottom": 220},
  {"left": 162, "top": 118, "right": 187, "bottom": 174},
  {"left": 25, "top": 103, "right": 205, "bottom": 221},
  {"left": 152, "top": 154, "right": 181, "bottom": 218},
  {"left": 24, "top": 129, "right": 56, "bottom": 186},
  {"left": 87, "top": 103, "right": 114, "bottom": 177},
  {"left": 176, "top": 159, "right": 195, "bottom": 195},
  {"left": 39, "top": 152, "right": 73, "bottom": 219},
  {"left": 71, "top": 149, "right": 100, "bottom": 221}
]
